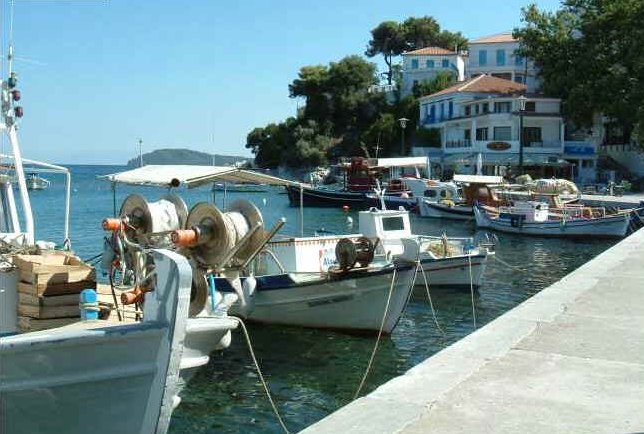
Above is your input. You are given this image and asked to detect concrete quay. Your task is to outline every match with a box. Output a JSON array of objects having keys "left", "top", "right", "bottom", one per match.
[
  {"left": 580, "top": 192, "right": 644, "bottom": 208},
  {"left": 300, "top": 228, "right": 644, "bottom": 434}
]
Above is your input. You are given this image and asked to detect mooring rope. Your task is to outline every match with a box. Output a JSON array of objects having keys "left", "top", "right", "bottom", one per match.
[
  {"left": 230, "top": 316, "right": 291, "bottom": 434},
  {"left": 417, "top": 261, "right": 445, "bottom": 335},
  {"left": 353, "top": 267, "right": 397, "bottom": 400},
  {"left": 468, "top": 254, "right": 477, "bottom": 329}
]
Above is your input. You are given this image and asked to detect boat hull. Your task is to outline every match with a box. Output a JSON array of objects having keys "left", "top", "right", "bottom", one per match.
[
  {"left": 418, "top": 200, "right": 473, "bottom": 220},
  {"left": 219, "top": 265, "right": 416, "bottom": 333},
  {"left": 415, "top": 254, "right": 487, "bottom": 290},
  {"left": 474, "top": 206, "right": 630, "bottom": 238},
  {"left": 286, "top": 185, "right": 415, "bottom": 210}
]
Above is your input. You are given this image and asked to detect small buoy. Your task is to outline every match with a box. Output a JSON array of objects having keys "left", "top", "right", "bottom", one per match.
[
  {"left": 346, "top": 216, "right": 353, "bottom": 226},
  {"left": 342, "top": 205, "right": 349, "bottom": 212},
  {"left": 262, "top": 198, "right": 267, "bottom": 206}
]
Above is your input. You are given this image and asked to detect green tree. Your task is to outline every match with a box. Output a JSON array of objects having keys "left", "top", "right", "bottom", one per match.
[
  {"left": 412, "top": 71, "right": 456, "bottom": 98},
  {"left": 402, "top": 17, "right": 468, "bottom": 51},
  {"left": 514, "top": 0, "right": 644, "bottom": 140},
  {"left": 365, "top": 21, "right": 407, "bottom": 85}
]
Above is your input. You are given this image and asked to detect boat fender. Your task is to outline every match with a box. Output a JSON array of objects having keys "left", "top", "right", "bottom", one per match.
[
  {"left": 369, "top": 207, "right": 378, "bottom": 213},
  {"left": 439, "top": 199, "right": 455, "bottom": 208},
  {"left": 79, "top": 289, "right": 99, "bottom": 321},
  {"left": 243, "top": 276, "right": 257, "bottom": 301}
]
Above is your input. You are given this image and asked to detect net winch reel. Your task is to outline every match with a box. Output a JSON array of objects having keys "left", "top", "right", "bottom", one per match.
[
  {"left": 101, "top": 193, "right": 188, "bottom": 295},
  {"left": 333, "top": 236, "right": 376, "bottom": 272},
  {"left": 171, "top": 199, "right": 285, "bottom": 317}
]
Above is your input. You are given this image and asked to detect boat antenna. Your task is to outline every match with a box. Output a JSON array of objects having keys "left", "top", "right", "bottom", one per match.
[{"left": 3, "top": 0, "right": 35, "bottom": 244}]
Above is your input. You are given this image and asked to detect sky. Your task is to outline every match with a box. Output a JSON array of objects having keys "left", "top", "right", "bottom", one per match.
[{"left": 5, "top": 0, "right": 561, "bottom": 165}]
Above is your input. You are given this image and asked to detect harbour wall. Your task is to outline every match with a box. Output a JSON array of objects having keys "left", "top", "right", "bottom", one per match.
[{"left": 300, "top": 227, "right": 644, "bottom": 433}]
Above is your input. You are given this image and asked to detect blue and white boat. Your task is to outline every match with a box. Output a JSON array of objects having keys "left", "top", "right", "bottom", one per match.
[{"left": 474, "top": 201, "right": 631, "bottom": 238}]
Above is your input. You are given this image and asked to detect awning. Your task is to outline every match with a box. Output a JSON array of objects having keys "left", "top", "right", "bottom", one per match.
[
  {"left": 441, "top": 153, "right": 571, "bottom": 167},
  {"left": 453, "top": 174, "right": 504, "bottom": 184},
  {"left": 100, "top": 165, "right": 307, "bottom": 188}
]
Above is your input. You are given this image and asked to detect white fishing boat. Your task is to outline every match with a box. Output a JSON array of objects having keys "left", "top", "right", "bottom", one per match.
[
  {"left": 209, "top": 201, "right": 488, "bottom": 332},
  {"left": 26, "top": 172, "right": 50, "bottom": 190},
  {"left": 474, "top": 201, "right": 631, "bottom": 238},
  {"left": 418, "top": 174, "right": 504, "bottom": 220},
  {"left": 0, "top": 57, "right": 238, "bottom": 433}
]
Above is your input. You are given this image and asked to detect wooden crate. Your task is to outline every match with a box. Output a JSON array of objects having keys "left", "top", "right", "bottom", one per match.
[
  {"left": 13, "top": 252, "right": 95, "bottom": 287},
  {"left": 18, "top": 303, "right": 79, "bottom": 319},
  {"left": 17, "top": 316, "right": 79, "bottom": 332},
  {"left": 18, "top": 280, "right": 96, "bottom": 297}
]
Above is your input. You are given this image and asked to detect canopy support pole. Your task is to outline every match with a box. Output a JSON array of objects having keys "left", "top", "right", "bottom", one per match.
[
  {"left": 223, "top": 182, "right": 228, "bottom": 209},
  {"left": 299, "top": 184, "right": 304, "bottom": 236},
  {"left": 112, "top": 182, "right": 117, "bottom": 217}
]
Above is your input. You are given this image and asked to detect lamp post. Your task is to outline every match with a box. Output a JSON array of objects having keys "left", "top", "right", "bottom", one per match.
[
  {"left": 398, "top": 117, "right": 409, "bottom": 156},
  {"left": 137, "top": 138, "right": 143, "bottom": 167},
  {"left": 517, "top": 95, "right": 527, "bottom": 175}
]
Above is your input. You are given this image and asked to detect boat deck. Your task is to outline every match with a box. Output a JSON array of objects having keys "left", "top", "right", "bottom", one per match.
[{"left": 300, "top": 228, "right": 644, "bottom": 434}]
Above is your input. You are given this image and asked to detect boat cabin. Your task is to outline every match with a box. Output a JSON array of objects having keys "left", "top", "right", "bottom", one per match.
[
  {"left": 499, "top": 201, "right": 549, "bottom": 223},
  {"left": 359, "top": 207, "right": 411, "bottom": 257}
]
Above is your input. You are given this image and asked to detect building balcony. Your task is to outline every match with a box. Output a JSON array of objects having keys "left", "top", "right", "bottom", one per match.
[
  {"left": 445, "top": 139, "right": 472, "bottom": 148},
  {"left": 443, "top": 139, "right": 563, "bottom": 154}
]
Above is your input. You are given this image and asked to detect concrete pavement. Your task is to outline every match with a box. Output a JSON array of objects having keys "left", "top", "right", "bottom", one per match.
[{"left": 300, "top": 228, "right": 644, "bottom": 434}]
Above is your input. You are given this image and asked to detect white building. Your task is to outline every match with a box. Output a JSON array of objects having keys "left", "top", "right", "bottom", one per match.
[
  {"left": 400, "top": 47, "right": 466, "bottom": 97},
  {"left": 467, "top": 32, "right": 540, "bottom": 93},
  {"left": 416, "top": 75, "right": 598, "bottom": 183}
]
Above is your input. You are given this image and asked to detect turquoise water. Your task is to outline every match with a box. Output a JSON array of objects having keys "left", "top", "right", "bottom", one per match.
[{"left": 29, "top": 165, "right": 616, "bottom": 434}]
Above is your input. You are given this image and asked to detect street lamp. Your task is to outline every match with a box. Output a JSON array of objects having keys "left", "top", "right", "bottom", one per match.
[
  {"left": 137, "top": 138, "right": 143, "bottom": 168},
  {"left": 398, "top": 117, "right": 409, "bottom": 156},
  {"left": 517, "top": 95, "right": 527, "bottom": 175}
]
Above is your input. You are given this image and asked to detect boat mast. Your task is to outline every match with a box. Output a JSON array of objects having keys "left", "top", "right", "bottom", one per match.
[{"left": 3, "top": 0, "right": 34, "bottom": 244}]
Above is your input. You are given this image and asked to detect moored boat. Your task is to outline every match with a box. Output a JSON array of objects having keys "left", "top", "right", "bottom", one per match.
[
  {"left": 418, "top": 174, "right": 504, "bottom": 220},
  {"left": 474, "top": 201, "right": 631, "bottom": 238}
]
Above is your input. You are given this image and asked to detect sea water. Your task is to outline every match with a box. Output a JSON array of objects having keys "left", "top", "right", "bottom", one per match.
[{"left": 27, "top": 165, "right": 615, "bottom": 434}]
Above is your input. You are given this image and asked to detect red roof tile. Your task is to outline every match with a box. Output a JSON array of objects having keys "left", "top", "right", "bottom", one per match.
[
  {"left": 403, "top": 46, "right": 456, "bottom": 56},
  {"left": 470, "top": 32, "right": 516, "bottom": 44},
  {"left": 422, "top": 74, "right": 526, "bottom": 99}
]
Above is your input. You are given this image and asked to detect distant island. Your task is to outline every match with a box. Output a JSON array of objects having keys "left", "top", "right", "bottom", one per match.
[{"left": 126, "top": 148, "right": 249, "bottom": 167}]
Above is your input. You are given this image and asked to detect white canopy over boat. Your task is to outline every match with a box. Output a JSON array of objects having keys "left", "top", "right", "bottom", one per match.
[
  {"left": 453, "top": 174, "right": 504, "bottom": 184},
  {"left": 101, "top": 165, "right": 307, "bottom": 188}
]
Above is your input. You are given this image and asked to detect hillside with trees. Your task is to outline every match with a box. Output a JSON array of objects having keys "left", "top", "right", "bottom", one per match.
[{"left": 126, "top": 148, "right": 248, "bottom": 167}]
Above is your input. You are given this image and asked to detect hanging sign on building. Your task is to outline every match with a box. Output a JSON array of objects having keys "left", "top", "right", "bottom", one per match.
[{"left": 486, "top": 141, "right": 512, "bottom": 151}]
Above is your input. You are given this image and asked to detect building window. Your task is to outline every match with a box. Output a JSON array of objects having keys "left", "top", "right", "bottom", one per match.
[
  {"left": 411, "top": 58, "right": 419, "bottom": 69},
  {"left": 478, "top": 50, "right": 487, "bottom": 66},
  {"left": 476, "top": 127, "right": 489, "bottom": 141},
  {"left": 524, "top": 101, "right": 536, "bottom": 112},
  {"left": 494, "top": 102, "right": 512, "bottom": 113},
  {"left": 442, "top": 59, "right": 449, "bottom": 68},
  {"left": 448, "top": 101, "right": 453, "bottom": 118},
  {"left": 582, "top": 160, "right": 595, "bottom": 168},
  {"left": 514, "top": 76, "right": 524, "bottom": 84},
  {"left": 427, "top": 59, "right": 434, "bottom": 68},
  {"left": 465, "top": 105, "right": 471, "bottom": 116},
  {"left": 440, "top": 103, "right": 445, "bottom": 120},
  {"left": 482, "top": 102, "right": 489, "bottom": 113},
  {"left": 475, "top": 104, "right": 480, "bottom": 114},
  {"left": 496, "top": 49, "right": 506, "bottom": 66},
  {"left": 493, "top": 126, "right": 512, "bottom": 141},
  {"left": 522, "top": 127, "right": 542, "bottom": 146},
  {"left": 464, "top": 129, "right": 471, "bottom": 140},
  {"left": 429, "top": 105, "right": 436, "bottom": 122},
  {"left": 515, "top": 55, "right": 524, "bottom": 66}
]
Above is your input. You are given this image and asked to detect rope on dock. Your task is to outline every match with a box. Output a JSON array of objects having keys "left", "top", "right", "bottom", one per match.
[
  {"left": 230, "top": 316, "right": 291, "bottom": 434},
  {"left": 353, "top": 267, "right": 397, "bottom": 400}
]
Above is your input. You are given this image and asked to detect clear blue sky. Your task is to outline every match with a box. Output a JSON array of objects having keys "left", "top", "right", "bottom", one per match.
[{"left": 8, "top": 0, "right": 560, "bottom": 165}]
